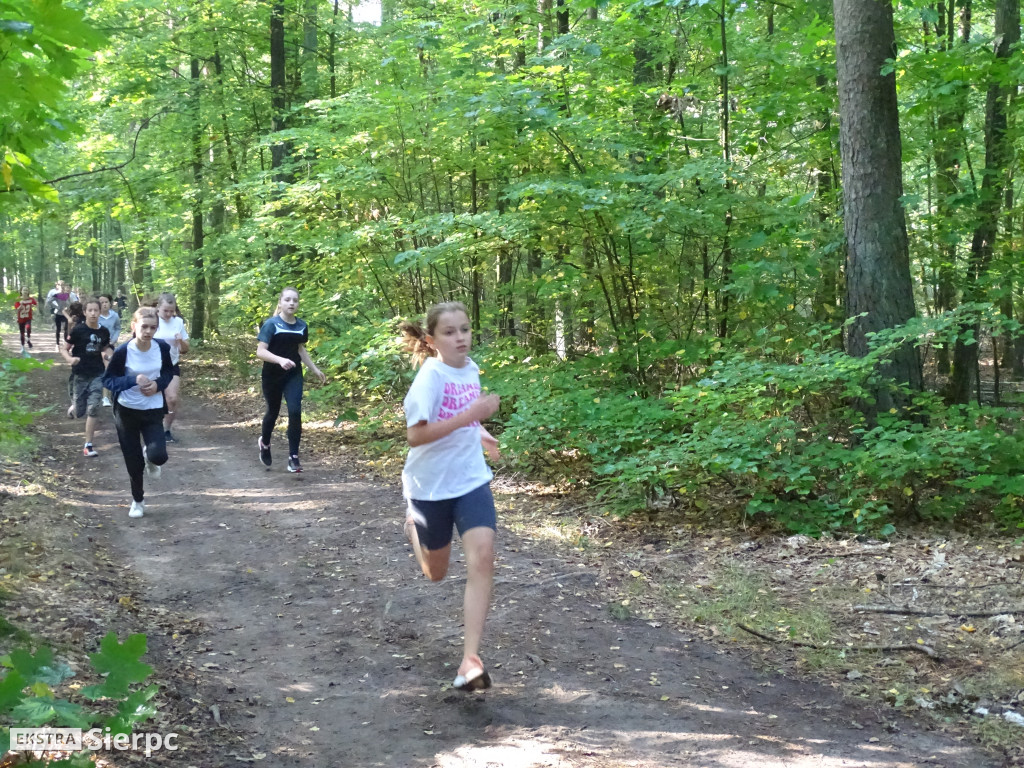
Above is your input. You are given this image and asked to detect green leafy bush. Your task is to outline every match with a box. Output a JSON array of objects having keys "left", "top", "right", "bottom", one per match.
[
  {"left": 483, "top": 311, "right": 1024, "bottom": 533},
  {"left": 0, "top": 633, "right": 160, "bottom": 766},
  {"left": 307, "top": 308, "right": 1024, "bottom": 534},
  {"left": 0, "top": 353, "right": 51, "bottom": 457}
]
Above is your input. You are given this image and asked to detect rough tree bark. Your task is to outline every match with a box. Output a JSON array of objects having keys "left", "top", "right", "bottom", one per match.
[{"left": 833, "top": 0, "right": 923, "bottom": 412}]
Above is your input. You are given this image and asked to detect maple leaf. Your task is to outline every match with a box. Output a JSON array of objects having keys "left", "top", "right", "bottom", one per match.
[
  {"left": 11, "top": 696, "right": 89, "bottom": 729},
  {"left": 82, "top": 633, "right": 153, "bottom": 700},
  {"left": 8, "top": 647, "right": 55, "bottom": 682},
  {"left": 104, "top": 684, "right": 160, "bottom": 733}
]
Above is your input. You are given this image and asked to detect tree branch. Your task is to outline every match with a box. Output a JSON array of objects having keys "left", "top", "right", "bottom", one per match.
[
  {"left": 737, "top": 623, "right": 941, "bottom": 660},
  {"left": 42, "top": 109, "right": 168, "bottom": 186},
  {"left": 854, "top": 605, "right": 1023, "bottom": 617}
]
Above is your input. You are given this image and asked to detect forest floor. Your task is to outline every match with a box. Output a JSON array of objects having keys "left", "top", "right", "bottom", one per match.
[{"left": 1, "top": 334, "right": 1023, "bottom": 767}]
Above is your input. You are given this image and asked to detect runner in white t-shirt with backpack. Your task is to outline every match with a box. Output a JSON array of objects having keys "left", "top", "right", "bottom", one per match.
[{"left": 153, "top": 292, "right": 189, "bottom": 443}]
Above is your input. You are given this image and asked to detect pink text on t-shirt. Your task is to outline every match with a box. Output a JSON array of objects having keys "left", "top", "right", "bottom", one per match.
[{"left": 437, "top": 381, "right": 481, "bottom": 424}]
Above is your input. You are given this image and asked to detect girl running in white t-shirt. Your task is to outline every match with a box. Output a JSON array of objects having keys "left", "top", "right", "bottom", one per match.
[
  {"left": 102, "top": 307, "right": 174, "bottom": 519},
  {"left": 399, "top": 301, "right": 501, "bottom": 692},
  {"left": 154, "top": 292, "right": 189, "bottom": 443}
]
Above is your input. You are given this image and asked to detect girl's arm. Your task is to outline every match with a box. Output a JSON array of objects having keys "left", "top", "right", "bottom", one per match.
[
  {"left": 480, "top": 426, "right": 500, "bottom": 461},
  {"left": 256, "top": 341, "right": 295, "bottom": 371},
  {"left": 152, "top": 341, "right": 175, "bottom": 391},
  {"left": 407, "top": 394, "right": 500, "bottom": 448},
  {"left": 297, "top": 345, "right": 326, "bottom": 383},
  {"left": 176, "top": 321, "right": 190, "bottom": 354},
  {"left": 101, "top": 348, "right": 138, "bottom": 394}
]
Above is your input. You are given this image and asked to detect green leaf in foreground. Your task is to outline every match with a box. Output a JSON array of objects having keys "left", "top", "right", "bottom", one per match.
[{"left": 83, "top": 632, "right": 153, "bottom": 699}]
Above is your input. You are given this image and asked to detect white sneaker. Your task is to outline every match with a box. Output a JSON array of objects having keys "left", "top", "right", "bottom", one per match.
[
  {"left": 128, "top": 500, "right": 145, "bottom": 518},
  {"left": 102, "top": 396, "right": 112, "bottom": 407},
  {"left": 142, "top": 447, "right": 162, "bottom": 479}
]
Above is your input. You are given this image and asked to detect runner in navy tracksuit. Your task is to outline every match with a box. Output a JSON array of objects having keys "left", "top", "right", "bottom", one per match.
[{"left": 255, "top": 287, "right": 325, "bottom": 473}]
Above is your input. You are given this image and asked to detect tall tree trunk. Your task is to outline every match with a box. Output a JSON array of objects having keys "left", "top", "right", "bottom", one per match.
[
  {"left": 36, "top": 219, "right": 46, "bottom": 298},
  {"left": 1001, "top": 103, "right": 1023, "bottom": 377},
  {"left": 270, "top": 0, "right": 292, "bottom": 262},
  {"left": 833, "top": 0, "right": 923, "bottom": 412},
  {"left": 211, "top": 33, "right": 247, "bottom": 223},
  {"left": 329, "top": 0, "right": 340, "bottom": 98},
  {"left": 812, "top": 69, "right": 841, "bottom": 332},
  {"left": 947, "top": 0, "right": 1019, "bottom": 403},
  {"left": 810, "top": 0, "right": 842, "bottom": 334},
  {"left": 190, "top": 56, "right": 207, "bottom": 339},
  {"left": 131, "top": 244, "right": 147, "bottom": 305},
  {"left": 207, "top": 198, "right": 224, "bottom": 333},
  {"left": 932, "top": 0, "right": 970, "bottom": 375},
  {"left": 537, "top": 0, "right": 550, "bottom": 54},
  {"left": 90, "top": 221, "right": 99, "bottom": 292},
  {"left": 114, "top": 220, "right": 126, "bottom": 295},
  {"left": 300, "top": 0, "right": 318, "bottom": 102},
  {"left": 469, "top": 155, "right": 482, "bottom": 331},
  {"left": 717, "top": 0, "right": 732, "bottom": 338}
]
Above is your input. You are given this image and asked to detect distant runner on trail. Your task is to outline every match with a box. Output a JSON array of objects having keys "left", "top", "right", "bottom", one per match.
[
  {"left": 44, "top": 281, "right": 77, "bottom": 350},
  {"left": 399, "top": 301, "right": 501, "bottom": 693},
  {"left": 98, "top": 293, "right": 121, "bottom": 407},
  {"left": 255, "top": 287, "right": 325, "bottom": 473},
  {"left": 60, "top": 297, "right": 113, "bottom": 458},
  {"left": 14, "top": 287, "right": 37, "bottom": 353},
  {"left": 153, "top": 293, "right": 189, "bottom": 443},
  {"left": 98, "top": 293, "right": 121, "bottom": 348},
  {"left": 102, "top": 307, "right": 173, "bottom": 519},
  {"left": 61, "top": 299, "right": 86, "bottom": 415}
]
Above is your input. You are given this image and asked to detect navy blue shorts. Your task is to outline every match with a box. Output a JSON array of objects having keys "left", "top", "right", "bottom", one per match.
[{"left": 407, "top": 482, "right": 496, "bottom": 551}]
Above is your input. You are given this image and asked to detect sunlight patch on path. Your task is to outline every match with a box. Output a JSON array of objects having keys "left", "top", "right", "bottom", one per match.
[{"left": 436, "top": 738, "right": 571, "bottom": 768}]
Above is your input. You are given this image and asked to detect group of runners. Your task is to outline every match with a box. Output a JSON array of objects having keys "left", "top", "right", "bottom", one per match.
[
  {"left": 14, "top": 284, "right": 188, "bottom": 509},
  {"left": 12, "top": 286, "right": 499, "bottom": 692}
]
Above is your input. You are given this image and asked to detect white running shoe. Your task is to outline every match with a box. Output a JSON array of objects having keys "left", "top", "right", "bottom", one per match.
[
  {"left": 142, "top": 447, "right": 162, "bottom": 479},
  {"left": 128, "top": 500, "right": 145, "bottom": 518},
  {"left": 102, "top": 396, "right": 112, "bottom": 407}
]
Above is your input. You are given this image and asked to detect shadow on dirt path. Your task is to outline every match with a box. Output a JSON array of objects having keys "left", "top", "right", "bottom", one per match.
[{"left": 18, "top": 340, "right": 995, "bottom": 768}]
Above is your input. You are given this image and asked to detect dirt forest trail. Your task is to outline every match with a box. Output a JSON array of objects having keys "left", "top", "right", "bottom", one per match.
[{"left": 11, "top": 337, "right": 998, "bottom": 768}]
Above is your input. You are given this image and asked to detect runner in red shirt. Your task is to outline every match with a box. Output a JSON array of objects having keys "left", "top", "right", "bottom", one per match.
[{"left": 14, "top": 287, "right": 37, "bottom": 353}]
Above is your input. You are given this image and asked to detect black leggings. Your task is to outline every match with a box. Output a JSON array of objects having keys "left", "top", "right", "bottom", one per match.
[
  {"left": 53, "top": 314, "right": 67, "bottom": 346},
  {"left": 18, "top": 320, "right": 31, "bottom": 346},
  {"left": 113, "top": 405, "right": 168, "bottom": 502},
  {"left": 261, "top": 369, "right": 303, "bottom": 457}
]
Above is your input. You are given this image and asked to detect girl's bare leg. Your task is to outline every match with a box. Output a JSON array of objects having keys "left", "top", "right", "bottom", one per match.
[
  {"left": 458, "top": 525, "right": 494, "bottom": 677},
  {"left": 163, "top": 375, "right": 180, "bottom": 430},
  {"left": 405, "top": 519, "right": 451, "bottom": 581}
]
